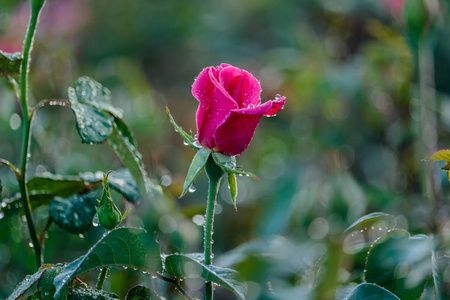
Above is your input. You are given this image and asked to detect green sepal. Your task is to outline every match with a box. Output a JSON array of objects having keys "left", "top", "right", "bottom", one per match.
[
  {"left": 166, "top": 107, "right": 201, "bottom": 150},
  {"left": 96, "top": 172, "right": 123, "bottom": 230},
  {"left": 212, "top": 152, "right": 259, "bottom": 180},
  {"left": 227, "top": 172, "right": 238, "bottom": 211},
  {"left": 180, "top": 148, "right": 211, "bottom": 197},
  {"left": 0, "top": 50, "right": 23, "bottom": 77}
]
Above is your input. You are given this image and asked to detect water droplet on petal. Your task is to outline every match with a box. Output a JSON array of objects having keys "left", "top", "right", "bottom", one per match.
[{"left": 275, "top": 94, "right": 281, "bottom": 100}]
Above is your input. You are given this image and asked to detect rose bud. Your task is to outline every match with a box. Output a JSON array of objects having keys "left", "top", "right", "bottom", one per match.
[
  {"left": 96, "top": 172, "right": 127, "bottom": 230},
  {"left": 192, "top": 63, "right": 286, "bottom": 156}
]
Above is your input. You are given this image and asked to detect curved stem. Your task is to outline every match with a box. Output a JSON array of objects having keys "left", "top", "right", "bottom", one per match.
[
  {"left": 96, "top": 266, "right": 108, "bottom": 290},
  {"left": 18, "top": 0, "right": 47, "bottom": 270},
  {"left": 30, "top": 99, "right": 70, "bottom": 119},
  {"left": 204, "top": 157, "right": 224, "bottom": 300},
  {"left": 0, "top": 158, "right": 20, "bottom": 178},
  {"left": 153, "top": 272, "right": 194, "bottom": 300}
]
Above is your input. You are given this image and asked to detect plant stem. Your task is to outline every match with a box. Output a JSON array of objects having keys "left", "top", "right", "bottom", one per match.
[
  {"left": 18, "top": 0, "right": 47, "bottom": 270},
  {"left": 153, "top": 272, "right": 194, "bottom": 300},
  {"left": 96, "top": 267, "right": 109, "bottom": 290},
  {"left": 204, "top": 157, "right": 224, "bottom": 300},
  {"left": 0, "top": 158, "right": 20, "bottom": 177}
]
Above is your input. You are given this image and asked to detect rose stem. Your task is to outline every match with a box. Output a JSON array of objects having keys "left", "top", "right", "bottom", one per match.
[{"left": 204, "top": 156, "right": 224, "bottom": 300}]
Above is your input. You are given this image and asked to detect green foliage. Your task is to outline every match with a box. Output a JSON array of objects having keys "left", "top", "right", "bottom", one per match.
[
  {"left": 125, "top": 285, "right": 161, "bottom": 300},
  {"left": 344, "top": 283, "right": 400, "bottom": 300},
  {"left": 67, "top": 288, "right": 119, "bottom": 300},
  {"left": 0, "top": 51, "right": 22, "bottom": 77},
  {"left": 346, "top": 212, "right": 397, "bottom": 232},
  {"left": 53, "top": 227, "right": 162, "bottom": 298},
  {"left": 166, "top": 107, "right": 200, "bottom": 151},
  {"left": 96, "top": 172, "right": 124, "bottom": 230},
  {"left": 211, "top": 153, "right": 259, "bottom": 180},
  {"left": 181, "top": 147, "right": 211, "bottom": 197},
  {"left": 165, "top": 253, "right": 247, "bottom": 300},
  {"left": 227, "top": 172, "right": 237, "bottom": 210}
]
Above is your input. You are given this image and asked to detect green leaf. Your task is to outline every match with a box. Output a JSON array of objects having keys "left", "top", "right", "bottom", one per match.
[
  {"left": 181, "top": 148, "right": 211, "bottom": 197},
  {"left": 344, "top": 283, "right": 400, "bottom": 300},
  {"left": 108, "top": 169, "right": 141, "bottom": 204},
  {"left": 211, "top": 153, "right": 259, "bottom": 180},
  {"left": 69, "top": 87, "right": 113, "bottom": 144},
  {"left": 49, "top": 193, "right": 98, "bottom": 234},
  {"left": 27, "top": 174, "right": 88, "bottom": 198},
  {"left": 74, "top": 76, "right": 123, "bottom": 119},
  {"left": 346, "top": 212, "right": 397, "bottom": 232},
  {"left": 431, "top": 252, "right": 449, "bottom": 299},
  {"left": 0, "top": 51, "right": 23, "bottom": 77},
  {"left": 6, "top": 269, "right": 45, "bottom": 300},
  {"left": 125, "top": 285, "right": 161, "bottom": 300},
  {"left": 165, "top": 254, "right": 247, "bottom": 300},
  {"left": 424, "top": 149, "right": 450, "bottom": 161},
  {"left": 36, "top": 266, "right": 71, "bottom": 300},
  {"left": 365, "top": 229, "right": 432, "bottom": 300},
  {"left": 67, "top": 288, "right": 119, "bottom": 300},
  {"left": 108, "top": 122, "right": 161, "bottom": 202},
  {"left": 53, "top": 227, "right": 162, "bottom": 298},
  {"left": 227, "top": 172, "right": 238, "bottom": 211},
  {"left": 166, "top": 107, "right": 200, "bottom": 150}
]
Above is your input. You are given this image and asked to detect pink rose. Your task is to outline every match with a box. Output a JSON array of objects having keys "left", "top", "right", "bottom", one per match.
[{"left": 192, "top": 63, "right": 286, "bottom": 156}]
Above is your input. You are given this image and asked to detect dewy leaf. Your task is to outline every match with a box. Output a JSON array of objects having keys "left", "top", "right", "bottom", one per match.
[
  {"left": 49, "top": 193, "right": 98, "bottom": 234},
  {"left": 365, "top": 229, "right": 432, "bottom": 300},
  {"left": 108, "top": 122, "right": 161, "bottom": 202},
  {"left": 166, "top": 107, "right": 200, "bottom": 150},
  {"left": 212, "top": 153, "right": 259, "bottom": 180},
  {"left": 69, "top": 87, "right": 113, "bottom": 144},
  {"left": 343, "top": 283, "right": 400, "bottom": 300},
  {"left": 6, "top": 269, "right": 45, "bottom": 300},
  {"left": 74, "top": 76, "right": 123, "bottom": 119},
  {"left": 227, "top": 172, "right": 238, "bottom": 211},
  {"left": 345, "top": 212, "right": 397, "bottom": 232},
  {"left": 181, "top": 148, "right": 211, "bottom": 197},
  {"left": 68, "top": 288, "right": 119, "bottom": 300},
  {"left": 108, "top": 169, "right": 140, "bottom": 204},
  {"left": 424, "top": 149, "right": 450, "bottom": 161},
  {"left": 0, "top": 51, "right": 23, "bottom": 77},
  {"left": 27, "top": 174, "right": 87, "bottom": 198},
  {"left": 53, "top": 227, "right": 162, "bottom": 298},
  {"left": 125, "top": 285, "right": 161, "bottom": 300},
  {"left": 165, "top": 254, "right": 247, "bottom": 300}
]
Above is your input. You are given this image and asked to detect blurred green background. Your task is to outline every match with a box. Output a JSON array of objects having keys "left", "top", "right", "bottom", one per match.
[{"left": 0, "top": 0, "right": 449, "bottom": 299}]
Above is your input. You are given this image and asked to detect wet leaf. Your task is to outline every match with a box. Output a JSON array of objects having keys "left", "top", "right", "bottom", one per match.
[
  {"left": 165, "top": 253, "right": 247, "bottom": 300},
  {"left": 211, "top": 153, "right": 259, "bottom": 180},
  {"left": 343, "top": 283, "right": 400, "bottom": 300},
  {"left": 227, "top": 172, "right": 238, "bottom": 210},
  {"left": 27, "top": 174, "right": 87, "bottom": 198},
  {"left": 67, "top": 288, "right": 119, "bottom": 300},
  {"left": 125, "top": 285, "right": 161, "bottom": 300},
  {"left": 346, "top": 212, "right": 397, "bottom": 232},
  {"left": 0, "top": 51, "right": 23, "bottom": 77},
  {"left": 53, "top": 227, "right": 162, "bottom": 298},
  {"left": 365, "top": 229, "right": 432, "bottom": 300},
  {"left": 181, "top": 148, "right": 211, "bottom": 197},
  {"left": 108, "top": 122, "right": 161, "bottom": 202},
  {"left": 108, "top": 169, "right": 140, "bottom": 203},
  {"left": 49, "top": 193, "right": 98, "bottom": 234},
  {"left": 7, "top": 269, "right": 45, "bottom": 300},
  {"left": 166, "top": 107, "right": 200, "bottom": 150}
]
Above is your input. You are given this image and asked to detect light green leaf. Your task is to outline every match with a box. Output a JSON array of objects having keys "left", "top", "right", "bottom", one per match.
[
  {"left": 27, "top": 174, "right": 88, "bottom": 198},
  {"left": 0, "top": 51, "right": 23, "bottom": 77},
  {"left": 212, "top": 153, "right": 259, "bottom": 180},
  {"left": 166, "top": 107, "right": 200, "bottom": 150},
  {"left": 181, "top": 148, "right": 211, "bottom": 197},
  {"left": 365, "top": 229, "right": 432, "bottom": 300},
  {"left": 108, "top": 122, "right": 161, "bottom": 202},
  {"left": 227, "top": 172, "right": 238, "bottom": 211},
  {"left": 6, "top": 269, "right": 45, "bottom": 300},
  {"left": 424, "top": 149, "right": 450, "bottom": 161},
  {"left": 49, "top": 193, "right": 98, "bottom": 234},
  {"left": 125, "top": 285, "right": 161, "bottom": 300},
  {"left": 69, "top": 87, "right": 113, "bottom": 144},
  {"left": 344, "top": 283, "right": 400, "bottom": 300},
  {"left": 165, "top": 254, "right": 247, "bottom": 300},
  {"left": 53, "top": 227, "right": 162, "bottom": 298},
  {"left": 346, "top": 212, "right": 397, "bottom": 232}
]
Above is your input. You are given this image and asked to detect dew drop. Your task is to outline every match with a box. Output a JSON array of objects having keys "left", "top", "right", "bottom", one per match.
[
  {"left": 0, "top": 210, "right": 4, "bottom": 219},
  {"left": 275, "top": 94, "right": 281, "bottom": 100},
  {"left": 78, "top": 234, "right": 85, "bottom": 239},
  {"left": 188, "top": 185, "right": 196, "bottom": 193},
  {"left": 92, "top": 214, "right": 99, "bottom": 227},
  {"left": 29, "top": 242, "right": 34, "bottom": 248}
]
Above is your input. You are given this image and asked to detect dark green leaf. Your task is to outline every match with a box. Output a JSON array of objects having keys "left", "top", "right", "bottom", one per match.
[
  {"left": 36, "top": 266, "right": 70, "bottom": 300},
  {"left": 27, "top": 174, "right": 87, "bottom": 198},
  {"left": 108, "top": 169, "right": 140, "bottom": 204},
  {"left": 165, "top": 254, "right": 247, "bottom": 300},
  {"left": 126, "top": 285, "right": 161, "bottom": 300},
  {"left": 212, "top": 153, "right": 259, "bottom": 180},
  {"left": 365, "top": 229, "right": 432, "bottom": 300},
  {"left": 346, "top": 212, "right": 397, "bottom": 232},
  {"left": 166, "top": 107, "right": 200, "bottom": 150},
  {"left": 0, "top": 50, "right": 23, "bottom": 77},
  {"left": 68, "top": 288, "right": 119, "bottom": 300},
  {"left": 108, "top": 122, "right": 161, "bottom": 202},
  {"left": 181, "top": 148, "right": 211, "bottom": 197},
  {"left": 69, "top": 87, "right": 113, "bottom": 144},
  {"left": 227, "top": 172, "right": 238, "bottom": 211},
  {"left": 54, "top": 227, "right": 162, "bottom": 298},
  {"left": 6, "top": 269, "right": 45, "bottom": 300},
  {"left": 74, "top": 76, "right": 123, "bottom": 118},
  {"left": 49, "top": 193, "right": 98, "bottom": 234},
  {"left": 344, "top": 283, "right": 400, "bottom": 300}
]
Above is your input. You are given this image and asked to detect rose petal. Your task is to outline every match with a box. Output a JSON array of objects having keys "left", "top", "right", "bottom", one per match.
[
  {"left": 214, "top": 101, "right": 274, "bottom": 156},
  {"left": 263, "top": 96, "right": 286, "bottom": 116},
  {"left": 219, "top": 66, "right": 261, "bottom": 109}
]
